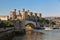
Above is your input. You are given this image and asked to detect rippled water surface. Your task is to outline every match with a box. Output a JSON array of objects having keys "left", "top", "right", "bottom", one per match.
[{"left": 13, "top": 29, "right": 60, "bottom": 40}]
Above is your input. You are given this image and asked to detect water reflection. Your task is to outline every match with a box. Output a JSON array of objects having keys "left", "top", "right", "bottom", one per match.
[
  {"left": 26, "top": 31, "right": 43, "bottom": 40},
  {"left": 13, "top": 29, "right": 60, "bottom": 40},
  {"left": 13, "top": 31, "right": 43, "bottom": 40}
]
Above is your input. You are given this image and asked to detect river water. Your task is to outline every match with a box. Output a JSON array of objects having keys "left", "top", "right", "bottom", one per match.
[{"left": 13, "top": 29, "right": 60, "bottom": 40}]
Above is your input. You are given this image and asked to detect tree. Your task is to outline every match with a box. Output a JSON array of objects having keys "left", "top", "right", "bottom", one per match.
[
  {"left": 39, "top": 18, "right": 49, "bottom": 24},
  {"left": 0, "top": 21, "right": 6, "bottom": 28},
  {"left": 0, "top": 21, "right": 14, "bottom": 28},
  {"left": 45, "top": 19, "right": 49, "bottom": 24}
]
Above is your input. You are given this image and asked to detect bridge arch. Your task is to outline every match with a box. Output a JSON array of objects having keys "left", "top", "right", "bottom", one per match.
[
  {"left": 25, "top": 21, "right": 36, "bottom": 30},
  {"left": 25, "top": 23, "right": 36, "bottom": 29}
]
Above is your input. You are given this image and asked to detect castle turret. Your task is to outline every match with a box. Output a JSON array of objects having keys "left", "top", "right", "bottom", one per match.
[
  {"left": 39, "top": 13, "right": 42, "bottom": 17},
  {"left": 10, "top": 9, "right": 16, "bottom": 20},
  {"left": 27, "top": 10, "right": 30, "bottom": 16},
  {"left": 30, "top": 12, "right": 33, "bottom": 16},
  {"left": 22, "top": 8, "right": 25, "bottom": 20},
  {"left": 37, "top": 13, "right": 42, "bottom": 17},
  {"left": 33, "top": 13, "right": 37, "bottom": 17},
  {"left": 35, "top": 13, "right": 37, "bottom": 16},
  {"left": 13, "top": 9, "right": 16, "bottom": 19},
  {"left": 17, "top": 10, "right": 21, "bottom": 16}
]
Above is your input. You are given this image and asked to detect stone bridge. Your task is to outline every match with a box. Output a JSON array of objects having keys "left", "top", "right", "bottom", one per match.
[
  {"left": 21, "top": 20, "right": 40, "bottom": 29},
  {"left": 14, "top": 20, "right": 40, "bottom": 30}
]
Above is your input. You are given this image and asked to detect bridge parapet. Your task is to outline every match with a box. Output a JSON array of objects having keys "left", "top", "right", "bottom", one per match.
[{"left": 25, "top": 20, "right": 36, "bottom": 26}]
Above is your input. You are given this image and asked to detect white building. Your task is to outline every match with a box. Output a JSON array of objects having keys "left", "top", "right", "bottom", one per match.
[{"left": 0, "top": 16, "right": 9, "bottom": 20}]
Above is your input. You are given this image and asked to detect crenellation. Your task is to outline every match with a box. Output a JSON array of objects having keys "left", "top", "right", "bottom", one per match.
[{"left": 27, "top": 11, "right": 31, "bottom": 16}]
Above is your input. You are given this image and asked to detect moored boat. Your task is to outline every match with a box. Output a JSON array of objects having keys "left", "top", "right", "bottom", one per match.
[{"left": 44, "top": 27, "right": 53, "bottom": 30}]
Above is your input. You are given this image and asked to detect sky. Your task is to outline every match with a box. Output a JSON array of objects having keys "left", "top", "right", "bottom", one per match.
[{"left": 0, "top": 0, "right": 60, "bottom": 17}]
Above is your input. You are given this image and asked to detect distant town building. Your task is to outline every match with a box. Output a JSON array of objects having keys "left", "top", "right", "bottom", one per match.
[
  {"left": 52, "top": 17, "right": 60, "bottom": 25},
  {"left": 45, "top": 17, "right": 60, "bottom": 25},
  {"left": 0, "top": 16, "right": 9, "bottom": 20}
]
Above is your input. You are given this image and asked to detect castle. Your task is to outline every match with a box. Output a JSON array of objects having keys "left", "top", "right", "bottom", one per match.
[{"left": 10, "top": 9, "right": 42, "bottom": 21}]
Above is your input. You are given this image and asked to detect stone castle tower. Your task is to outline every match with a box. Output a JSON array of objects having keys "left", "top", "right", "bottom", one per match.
[
  {"left": 22, "top": 8, "right": 25, "bottom": 20},
  {"left": 10, "top": 9, "right": 16, "bottom": 20},
  {"left": 10, "top": 8, "right": 42, "bottom": 21},
  {"left": 17, "top": 10, "right": 21, "bottom": 16}
]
